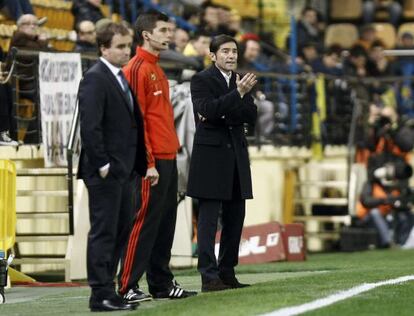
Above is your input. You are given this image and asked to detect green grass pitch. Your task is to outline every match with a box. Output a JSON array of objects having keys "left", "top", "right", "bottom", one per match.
[{"left": 1, "top": 249, "right": 413, "bottom": 316}]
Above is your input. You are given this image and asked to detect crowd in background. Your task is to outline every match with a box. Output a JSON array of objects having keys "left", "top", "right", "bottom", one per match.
[{"left": 2, "top": 0, "right": 414, "bottom": 146}]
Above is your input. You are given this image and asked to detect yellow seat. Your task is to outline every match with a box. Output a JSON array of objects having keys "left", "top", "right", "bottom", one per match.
[
  {"left": 403, "top": 0, "right": 414, "bottom": 19},
  {"left": 398, "top": 22, "right": 414, "bottom": 37},
  {"left": 330, "top": 0, "right": 363, "bottom": 20},
  {"left": 325, "top": 23, "right": 359, "bottom": 48},
  {"left": 372, "top": 23, "right": 396, "bottom": 48}
]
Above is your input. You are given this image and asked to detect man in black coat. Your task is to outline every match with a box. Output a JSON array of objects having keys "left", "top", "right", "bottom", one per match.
[
  {"left": 187, "top": 34, "right": 257, "bottom": 292},
  {"left": 77, "top": 22, "right": 146, "bottom": 312}
]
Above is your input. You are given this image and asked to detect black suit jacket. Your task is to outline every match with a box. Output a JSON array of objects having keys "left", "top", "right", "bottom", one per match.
[
  {"left": 77, "top": 60, "right": 147, "bottom": 183},
  {"left": 187, "top": 65, "right": 257, "bottom": 200}
]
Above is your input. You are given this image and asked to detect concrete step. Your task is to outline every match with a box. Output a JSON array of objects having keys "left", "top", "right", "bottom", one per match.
[
  {"left": 16, "top": 211, "right": 68, "bottom": 219},
  {"left": 295, "top": 197, "right": 348, "bottom": 205},
  {"left": 306, "top": 232, "right": 340, "bottom": 240},
  {"left": 294, "top": 215, "right": 351, "bottom": 224},
  {"left": 17, "top": 168, "right": 76, "bottom": 176},
  {"left": 17, "top": 190, "right": 68, "bottom": 197},
  {"left": 296, "top": 180, "right": 348, "bottom": 188},
  {"left": 12, "top": 257, "right": 69, "bottom": 265},
  {"left": 16, "top": 234, "right": 69, "bottom": 242}
]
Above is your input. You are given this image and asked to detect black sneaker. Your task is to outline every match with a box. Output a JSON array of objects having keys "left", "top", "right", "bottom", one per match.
[
  {"left": 152, "top": 281, "right": 197, "bottom": 299},
  {"left": 123, "top": 287, "right": 152, "bottom": 304}
]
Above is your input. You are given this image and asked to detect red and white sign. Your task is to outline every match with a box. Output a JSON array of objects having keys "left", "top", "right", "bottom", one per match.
[
  {"left": 215, "top": 221, "right": 287, "bottom": 264},
  {"left": 282, "top": 223, "right": 306, "bottom": 261}
]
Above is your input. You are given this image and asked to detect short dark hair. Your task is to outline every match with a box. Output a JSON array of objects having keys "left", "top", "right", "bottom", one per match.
[
  {"left": 209, "top": 34, "right": 238, "bottom": 54},
  {"left": 349, "top": 44, "right": 367, "bottom": 58},
  {"left": 96, "top": 22, "right": 130, "bottom": 56},
  {"left": 134, "top": 9, "right": 169, "bottom": 46},
  {"left": 192, "top": 30, "right": 211, "bottom": 41}
]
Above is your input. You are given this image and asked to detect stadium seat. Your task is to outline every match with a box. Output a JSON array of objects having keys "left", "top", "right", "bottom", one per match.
[
  {"left": 398, "top": 22, "right": 414, "bottom": 37},
  {"left": 325, "top": 23, "right": 359, "bottom": 48},
  {"left": 330, "top": 0, "right": 362, "bottom": 20},
  {"left": 372, "top": 23, "right": 396, "bottom": 48},
  {"left": 403, "top": 0, "right": 414, "bottom": 19}
]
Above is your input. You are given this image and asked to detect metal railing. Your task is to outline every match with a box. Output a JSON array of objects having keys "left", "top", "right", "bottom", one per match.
[{"left": 6, "top": 47, "right": 414, "bottom": 232}]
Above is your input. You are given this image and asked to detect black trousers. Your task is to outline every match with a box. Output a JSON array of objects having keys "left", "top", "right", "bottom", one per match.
[
  {"left": 85, "top": 173, "right": 135, "bottom": 301},
  {"left": 197, "top": 170, "right": 246, "bottom": 283},
  {"left": 118, "top": 159, "right": 178, "bottom": 295},
  {"left": 0, "top": 83, "right": 13, "bottom": 132}
]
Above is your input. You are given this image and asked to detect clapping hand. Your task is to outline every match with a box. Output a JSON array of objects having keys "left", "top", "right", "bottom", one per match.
[{"left": 236, "top": 73, "right": 257, "bottom": 97}]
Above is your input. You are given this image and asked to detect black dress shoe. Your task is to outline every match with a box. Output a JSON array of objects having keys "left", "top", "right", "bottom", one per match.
[
  {"left": 201, "top": 279, "right": 231, "bottom": 292},
  {"left": 89, "top": 297, "right": 138, "bottom": 312},
  {"left": 220, "top": 276, "right": 250, "bottom": 289}
]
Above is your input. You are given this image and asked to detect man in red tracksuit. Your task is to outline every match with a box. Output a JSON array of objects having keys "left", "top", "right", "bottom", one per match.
[{"left": 118, "top": 10, "right": 197, "bottom": 303}]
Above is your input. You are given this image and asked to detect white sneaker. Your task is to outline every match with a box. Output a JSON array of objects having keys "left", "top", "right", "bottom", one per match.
[{"left": 0, "top": 131, "right": 19, "bottom": 146}]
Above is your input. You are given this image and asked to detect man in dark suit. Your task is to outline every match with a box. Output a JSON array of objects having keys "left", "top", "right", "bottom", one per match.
[
  {"left": 77, "top": 22, "right": 147, "bottom": 312},
  {"left": 187, "top": 34, "right": 257, "bottom": 292}
]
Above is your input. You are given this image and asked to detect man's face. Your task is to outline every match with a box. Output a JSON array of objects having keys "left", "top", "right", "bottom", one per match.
[
  {"left": 211, "top": 41, "right": 238, "bottom": 73},
  {"left": 244, "top": 40, "right": 260, "bottom": 63},
  {"left": 144, "top": 20, "right": 173, "bottom": 52},
  {"left": 302, "top": 45, "right": 318, "bottom": 61},
  {"left": 204, "top": 6, "right": 219, "bottom": 28},
  {"left": 303, "top": 10, "right": 317, "bottom": 25},
  {"left": 401, "top": 37, "right": 414, "bottom": 47},
  {"left": 323, "top": 53, "right": 339, "bottom": 68},
  {"left": 101, "top": 33, "right": 132, "bottom": 67},
  {"left": 193, "top": 35, "right": 211, "bottom": 56},
  {"left": 362, "top": 29, "right": 376, "bottom": 42},
  {"left": 18, "top": 15, "right": 39, "bottom": 36},
  {"left": 79, "top": 21, "right": 96, "bottom": 44},
  {"left": 87, "top": 0, "right": 102, "bottom": 7},
  {"left": 174, "top": 29, "right": 189, "bottom": 52}
]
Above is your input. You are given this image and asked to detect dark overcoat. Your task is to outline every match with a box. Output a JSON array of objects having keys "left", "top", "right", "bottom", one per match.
[
  {"left": 187, "top": 65, "right": 257, "bottom": 200},
  {"left": 77, "top": 60, "right": 147, "bottom": 183}
]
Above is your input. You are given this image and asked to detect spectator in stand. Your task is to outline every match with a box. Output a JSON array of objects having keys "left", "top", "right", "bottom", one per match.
[
  {"left": 310, "top": 45, "right": 343, "bottom": 76},
  {"left": 363, "top": 0, "right": 402, "bottom": 27},
  {"left": 183, "top": 31, "right": 212, "bottom": 68},
  {"left": 343, "top": 45, "right": 369, "bottom": 77},
  {"left": 228, "top": 9, "right": 243, "bottom": 40},
  {"left": 238, "top": 37, "right": 275, "bottom": 139},
  {"left": 394, "top": 32, "right": 414, "bottom": 75},
  {"left": 9, "top": 14, "right": 50, "bottom": 143},
  {"left": 71, "top": 0, "right": 104, "bottom": 30},
  {"left": 216, "top": 4, "right": 234, "bottom": 36},
  {"left": 398, "top": 32, "right": 414, "bottom": 50},
  {"left": 10, "top": 14, "right": 49, "bottom": 50},
  {"left": 367, "top": 40, "right": 394, "bottom": 77},
  {"left": 74, "top": 20, "right": 97, "bottom": 54},
  {"left": 299, "top": 42, "right": 320, "bottom": 69},
  {"left": 182, "top": 4, "right": 201, "bottom": 26},
  {"left": 199, "top": 1, "right": 220, "bottom": 36},
  {"left": 173, "top": 28, "right": 190, "bottom": 53},
  {"left": 239, "top": 37, "right": 274, "bottom": 72},
  {"left": 0, "top": 46, "right": 18, "bottom": 146},
  {"left": 295, "top": 6, "right": 325, "bottom": 53},
  {"left": 160, "top": 21, "right": 202, "bottom": 71},
  {"left": 0, "top": 0, "right": 33, "bottom": 21},
  {"left": 355, "top": 24, "right": 378, "bottom": 52}
]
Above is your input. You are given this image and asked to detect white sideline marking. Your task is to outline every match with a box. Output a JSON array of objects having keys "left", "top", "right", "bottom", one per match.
[{"left": 263, "top": 275, "right": 414, "bottom": 316}]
